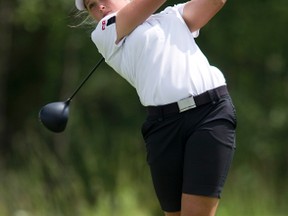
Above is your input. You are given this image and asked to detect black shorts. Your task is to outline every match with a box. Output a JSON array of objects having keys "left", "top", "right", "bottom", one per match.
[{"left": 141, "top": 94, "right": 237, "bottom": 212}]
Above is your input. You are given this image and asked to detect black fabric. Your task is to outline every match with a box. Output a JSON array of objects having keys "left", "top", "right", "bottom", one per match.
[
  {"left": 107, "top": 16, "right": 116, "bottom": 26},
  {"left": 147, "top": 85, "right": 228, "bottom": 116},
  {"left": 141, "top": 94, "right": 237, "bottom": 212}
]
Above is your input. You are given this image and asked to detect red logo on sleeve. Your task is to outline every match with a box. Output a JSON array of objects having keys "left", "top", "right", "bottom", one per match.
[{"left": 102, "top": 20, "right": 106, "bottom": 30}]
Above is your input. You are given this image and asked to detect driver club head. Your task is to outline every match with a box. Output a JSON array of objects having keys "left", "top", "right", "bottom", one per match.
[
  {"left": 39, "top": 101, "right": 70, "bottom": 133},
  {"left": 38, "top": 58, "right": 104, "bottom": 133}
]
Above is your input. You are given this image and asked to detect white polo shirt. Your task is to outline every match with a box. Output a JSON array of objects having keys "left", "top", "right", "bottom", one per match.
[{"left": 92, "top": 3, "right": 226, "bottom": 106}]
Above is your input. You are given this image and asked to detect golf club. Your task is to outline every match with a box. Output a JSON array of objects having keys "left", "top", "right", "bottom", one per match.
[{"left": 39, "top": 57, "right": 104, "bottom": 133}]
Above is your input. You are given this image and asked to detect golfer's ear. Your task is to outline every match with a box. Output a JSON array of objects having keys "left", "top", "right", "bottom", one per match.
[{"left": 182, "top": 0, "right": 226, "bottom": 32}]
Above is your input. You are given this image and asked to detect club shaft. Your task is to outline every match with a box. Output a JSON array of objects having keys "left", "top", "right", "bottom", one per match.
[{"left": 67, "top": 57, "right": 104, "bottom": 102}]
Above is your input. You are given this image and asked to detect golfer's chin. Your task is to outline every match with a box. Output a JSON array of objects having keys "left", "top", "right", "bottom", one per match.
[{"left": 94, "top": 12, "right": 112, "bottom": 22}]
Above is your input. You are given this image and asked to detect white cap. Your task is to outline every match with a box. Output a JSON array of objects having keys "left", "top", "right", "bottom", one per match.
[{"left": 75, "top": 0, "right": 86, "bottom": 10}]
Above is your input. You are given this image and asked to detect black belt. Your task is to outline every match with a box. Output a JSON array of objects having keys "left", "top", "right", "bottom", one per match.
[{"left": 147, "top": 85, "right": 228, "bottom": 116}]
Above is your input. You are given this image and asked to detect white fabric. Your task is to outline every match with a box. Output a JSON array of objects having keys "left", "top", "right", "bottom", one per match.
[
  {"left": 75, "top": 0, "right": 85, "bottom": 10},
  {"left": 92, "top": 4, "right": 226, "bottom": 106}
]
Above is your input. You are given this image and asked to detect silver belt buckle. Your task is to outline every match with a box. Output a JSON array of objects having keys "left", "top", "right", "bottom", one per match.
[{"left": 177, "top": 96, "right": 196, "bottom": 112}]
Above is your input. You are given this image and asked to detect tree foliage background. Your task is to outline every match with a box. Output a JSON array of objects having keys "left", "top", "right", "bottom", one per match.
[{"left": 0, "top": 0, "right": 287, "bottom": 215}]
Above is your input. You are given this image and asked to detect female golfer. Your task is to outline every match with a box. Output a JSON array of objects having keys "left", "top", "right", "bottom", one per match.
[{"left": 75, "top": 0, "right": 236, "bottom": 215}]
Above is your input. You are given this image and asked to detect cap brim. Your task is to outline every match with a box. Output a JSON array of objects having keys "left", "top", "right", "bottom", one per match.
[{"left": 75, "top": 0, "right": 86, "bottom": 10}]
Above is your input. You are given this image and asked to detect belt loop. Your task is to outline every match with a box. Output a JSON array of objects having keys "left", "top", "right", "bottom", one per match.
[{"left": 208, "top": 89, "right": 217, "bottom": 104}]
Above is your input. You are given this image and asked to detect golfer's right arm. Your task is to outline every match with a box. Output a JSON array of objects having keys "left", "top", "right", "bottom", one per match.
[
  {"left": 183, "top": 0, "right": 227, "bottom": 32},
  {"left": 115, "top": 0, "right": 166, "bottom": 43}
]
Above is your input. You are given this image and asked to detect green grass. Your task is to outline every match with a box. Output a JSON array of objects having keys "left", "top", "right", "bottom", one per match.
[{"left": 1, "top": 167, "right": 287, "bottom": 216}]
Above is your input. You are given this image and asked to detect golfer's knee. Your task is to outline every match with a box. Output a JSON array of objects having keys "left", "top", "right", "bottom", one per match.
[
  {"left": 181, "top": 194, "right": 219, "bottom": 216},
  {"left": 164, "top": 211, "right": 181, "bottom": 216}
]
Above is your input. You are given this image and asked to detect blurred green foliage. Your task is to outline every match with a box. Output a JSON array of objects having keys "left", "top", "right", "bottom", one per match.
[{"left": 0, "top": 0, "right": 287, "bottom": 215}]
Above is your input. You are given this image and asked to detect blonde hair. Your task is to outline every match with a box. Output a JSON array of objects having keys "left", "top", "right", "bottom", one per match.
[{"left": 69, "top": 10, "right": 97, "bottom": 28}]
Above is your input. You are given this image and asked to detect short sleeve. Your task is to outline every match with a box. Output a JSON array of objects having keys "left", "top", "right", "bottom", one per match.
[
  {"left": 91, "top": 13, "right": 125, "bottom": 60},
  {"left": 174, "top": 3, "right": 200, "bottom": 38}
]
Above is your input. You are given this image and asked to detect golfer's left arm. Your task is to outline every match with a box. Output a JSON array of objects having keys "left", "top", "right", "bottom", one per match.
[
  {"left": 182, "top": 0, "right": 227, "bottom": 32},
  {"left": 116, "top": 0, "right": 167, "bottom": 43}
]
